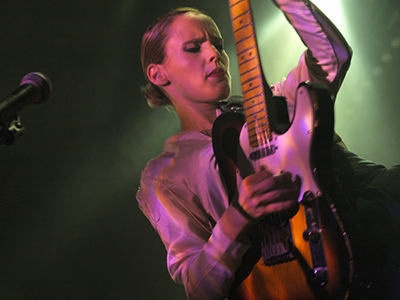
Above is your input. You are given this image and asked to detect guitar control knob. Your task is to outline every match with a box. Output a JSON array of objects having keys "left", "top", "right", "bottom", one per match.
[
  {"left": 303, "top": 228, "right": 321, "bottom": 244},
  {"left": 313, "top": 267, "right": 328, "bottom": 286},
  {"left": 301, "top": 190, "right": 315, "bottom": 207}
]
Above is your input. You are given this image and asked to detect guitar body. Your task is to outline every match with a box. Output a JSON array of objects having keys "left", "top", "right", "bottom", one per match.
[{"left": 213, "top": 82, "right": 354, "bottom": 300}]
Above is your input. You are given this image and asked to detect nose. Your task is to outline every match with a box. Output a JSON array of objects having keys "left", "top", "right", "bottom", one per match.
[{"left": 205, "top": 42, "right": 220, "bottom": 62}]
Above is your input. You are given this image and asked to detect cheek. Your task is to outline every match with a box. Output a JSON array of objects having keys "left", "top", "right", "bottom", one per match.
[{"left": 171, "top": 60, "right": 202, "bottom": 81}]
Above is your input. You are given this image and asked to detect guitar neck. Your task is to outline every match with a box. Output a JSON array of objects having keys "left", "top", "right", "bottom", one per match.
[{"left": 229, "top": 0, "right": 271, "bottom": 147}]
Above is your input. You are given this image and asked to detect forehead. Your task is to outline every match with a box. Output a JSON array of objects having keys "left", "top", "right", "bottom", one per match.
[{"left": 168, "top": 12, "right": 222, "bottom": 41}]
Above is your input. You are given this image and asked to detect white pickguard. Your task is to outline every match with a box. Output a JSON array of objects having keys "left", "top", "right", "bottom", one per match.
[{"left": 239, "top": 84, "right": 321, "bottom": 201}]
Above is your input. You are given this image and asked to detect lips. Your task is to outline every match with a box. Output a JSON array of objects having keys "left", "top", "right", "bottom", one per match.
[{"left": 207, "top": 68, "right": 226, "bottom": 78}]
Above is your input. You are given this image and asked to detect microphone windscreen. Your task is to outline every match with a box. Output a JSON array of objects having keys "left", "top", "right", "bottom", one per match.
[{"left": 20, "top": 72, "right": 53, "bottom": 103}]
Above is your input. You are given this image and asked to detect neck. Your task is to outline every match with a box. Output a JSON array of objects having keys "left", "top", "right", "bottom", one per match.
[{"left": 174, "top": 101, "right": 218, "bottom": 132}]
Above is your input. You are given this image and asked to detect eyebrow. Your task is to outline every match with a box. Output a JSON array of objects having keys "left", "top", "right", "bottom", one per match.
[
  {"left": 183, "top": 36, "right": 224, "bottom": 45},
  {"left": 183, "top": 37, "right": 207, "bottom": 45}
]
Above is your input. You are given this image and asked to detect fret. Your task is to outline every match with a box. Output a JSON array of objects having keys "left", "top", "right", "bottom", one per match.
[
  {"left": 242, "top": 86, "right": 263, "bottom": 105},
  {"left": 241, "top": 76, "right": 263, "bottom": 95},
  {"left": 239, "top": 64, "right": 260, "bottom": 80},
  {"left": 236, "top": 44, "right": 257, "bottom": 60},
  {"left": 243, "top": 93, "right": 265, "bottom": 111},
  {"left": 229, "top": 0, "right": 251, "bottom": 19},
  {"left": 238, "top": 51, "right": 258, "bottom": 73},
  {"left": 241, "top": 74, "right": 262, "bottom": 86},
  {"left": 242, "top": 86, "right": 264, "bottom": 110},
  {"left": 236, "top": 37, "right": 258, "bottom": 61},
  {"left": 248, "top": 117, "right": 268, "bottom": 129},
  {"left": 235, "top": 37, "right": 257, "bottom": 61},
  {"left": 233, "top": 22, "right": 256, "bottom": 44},
  {"left": 247, "top": 109, "right": 268, "bottom": 122},
  {"left": 243, "top": 99, "right": 266, "bottom": 113},
  {"left": 238, "top": 49, "right": 258, "bottom": 68}
]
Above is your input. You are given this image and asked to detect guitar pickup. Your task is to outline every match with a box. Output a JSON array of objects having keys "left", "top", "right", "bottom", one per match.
[{"left": 249, "top": 145, "right": 278, "bottom": 160}]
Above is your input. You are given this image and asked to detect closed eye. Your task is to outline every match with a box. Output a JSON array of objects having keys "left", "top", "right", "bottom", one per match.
[
  {"left": 183, "top": 45, "right": 201, "bottom": 53},
  {"left": 183, "top": 39, "right": 224, "bottom": 53}
]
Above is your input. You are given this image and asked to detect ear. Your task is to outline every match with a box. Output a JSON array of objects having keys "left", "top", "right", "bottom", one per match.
[{"left": 147, "top": 63, "right": 169, "bottom": 86}]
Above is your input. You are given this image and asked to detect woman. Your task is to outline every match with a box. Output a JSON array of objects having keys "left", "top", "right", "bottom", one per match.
[{"left": 137, "top": 0, "right": 358, "bottom": 299}]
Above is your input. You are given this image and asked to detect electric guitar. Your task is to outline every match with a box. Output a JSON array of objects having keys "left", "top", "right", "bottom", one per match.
[{"left": 212, "top": 1, "right": 355, "bottom": 299}]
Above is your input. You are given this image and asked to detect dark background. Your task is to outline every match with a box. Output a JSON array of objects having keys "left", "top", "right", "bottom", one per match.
[{"left": 0, "top": 0, "right": 399, "bottom": 299}]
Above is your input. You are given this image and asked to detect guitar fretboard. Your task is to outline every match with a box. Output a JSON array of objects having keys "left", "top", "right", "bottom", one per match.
[{"left": 229, "top": 0, "right": 271, "bottom": 147}]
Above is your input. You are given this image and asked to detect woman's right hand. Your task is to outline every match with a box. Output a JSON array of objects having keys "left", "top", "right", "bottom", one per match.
[{"left": 237, "top": 169, "right": 301, "bottom": 222}]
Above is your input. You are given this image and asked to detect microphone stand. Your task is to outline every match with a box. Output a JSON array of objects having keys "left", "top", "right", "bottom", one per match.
[
  {"left": 0, "top": 113, "right": 25, "bottom": 145},
  {"left": 0, "top": 72, "right": 52, "bottom": 146}
]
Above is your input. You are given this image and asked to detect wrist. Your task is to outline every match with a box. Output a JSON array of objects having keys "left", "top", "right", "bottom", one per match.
[
  {"left": 231, "top": 199, "right": 255, "bottom": 222},
  {"left": 218, "top": 204, "right": 254, "bottom": 243}
]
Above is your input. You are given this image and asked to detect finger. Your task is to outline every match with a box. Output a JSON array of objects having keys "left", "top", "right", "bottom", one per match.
[
  {"left": 272, "top": 171, "right": 294, "bottom": 188},
  {"left": 255, "top": 186, "right": 300, "bottom": 207},
  {"left": 281, "top": 201, "right": 300, "bottom": 219},
  {"left": 258, "top": 199, "right": 299, "bottom": 217},
  {"left": 255, "top": 171, "right": 294, "bottom": 194},
  {"left": 240, "top": 170, "right": 273, "bottom": 197},
  {"left": 245, "top": 169, "right": 273, "bottom": 185}
]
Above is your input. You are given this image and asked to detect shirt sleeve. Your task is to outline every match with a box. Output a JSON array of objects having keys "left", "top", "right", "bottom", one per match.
[
  {"left": 271, "top": 0, "right": 352, "bottom": 103},
  {"left": 137, "top": 170, "right": 251, "bottom": 300}
]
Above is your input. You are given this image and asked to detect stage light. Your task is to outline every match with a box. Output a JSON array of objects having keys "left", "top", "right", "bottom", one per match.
[{"left": 312, "top": 0, "right": 345, "bottom": 29}]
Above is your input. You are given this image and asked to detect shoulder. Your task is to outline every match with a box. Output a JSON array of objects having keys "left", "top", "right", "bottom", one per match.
[{"left": 141, "top": 131, "right": 215, "bottom": 184}]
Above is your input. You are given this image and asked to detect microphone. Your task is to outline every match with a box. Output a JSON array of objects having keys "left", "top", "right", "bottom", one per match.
[{"left": 0, "top": 72, "right": 53, "bottom": 120}]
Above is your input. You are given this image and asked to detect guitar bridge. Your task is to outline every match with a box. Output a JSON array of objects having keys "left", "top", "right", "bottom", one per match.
[{"left": 261, "top": 219, "right": 296, "bottom": 266}]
